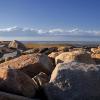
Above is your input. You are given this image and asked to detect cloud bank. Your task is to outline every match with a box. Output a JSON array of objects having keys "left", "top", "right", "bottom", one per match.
[
  {"left": 0, "top": 26, "right": 100, "bottom": 41},
  {"left": 0, "top": 26, "right": 100, "bottom": 37}
]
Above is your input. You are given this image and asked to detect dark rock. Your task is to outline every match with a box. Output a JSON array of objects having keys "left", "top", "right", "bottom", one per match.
[{"left": 44, "top": 62, "right": 100, "bottom": 100}]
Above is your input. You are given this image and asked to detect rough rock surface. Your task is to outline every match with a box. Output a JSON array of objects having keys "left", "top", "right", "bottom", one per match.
[
  {"left": 0, "top": 53, "right": 53, "bottom": 77},
  {"left": 55, "top": 51, "right": 95, "bottom": 65},
  {"left": 0, "top": 67, "right": 36, "bottom": 97},
  {"left": 44, "top": 62, "right": 100, "bottom": 100},
  {"left": 8, "top": 40, "right": 26, "bottom": 50}
]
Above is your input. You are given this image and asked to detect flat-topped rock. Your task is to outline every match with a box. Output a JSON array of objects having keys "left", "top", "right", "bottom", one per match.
[{"left": 55, "top": 51, "right": 95, "bottom": 65}]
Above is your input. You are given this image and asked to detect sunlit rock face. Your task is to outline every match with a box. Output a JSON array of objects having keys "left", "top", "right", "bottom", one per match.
[
  {"left": 55, "top": 51, "right": 95, "bottom": 65},
  {"left": 0, "top": 53, "right": 53, "bottom": 77}
]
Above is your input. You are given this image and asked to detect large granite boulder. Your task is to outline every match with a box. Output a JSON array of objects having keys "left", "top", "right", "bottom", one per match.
[
  {"left": 44, "top": 62, "right": 100, "bottom": 100},
  {"left": 0, "top": 53, "right": 53, "bottom": 77},
  {"left": 55, "top": 51, "right": 95, "bottom": 65},
  {"left": 8, "top": 40, "right": 26, "bottom": 50},
  {"left": 0, "top": 67, "right": 36, "bottom": 98},
  {"left": 0, "top": 91, "right": 36, "bottom": 100}
]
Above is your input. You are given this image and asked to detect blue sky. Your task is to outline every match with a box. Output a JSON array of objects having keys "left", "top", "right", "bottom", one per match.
[{"left": 0, "top": 0, "right": 100, "bottom": 41}]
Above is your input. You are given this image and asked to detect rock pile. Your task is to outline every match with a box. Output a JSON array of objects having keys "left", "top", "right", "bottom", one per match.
[{"left": 0, "top": 40, "right": 100, "bottom": 100}]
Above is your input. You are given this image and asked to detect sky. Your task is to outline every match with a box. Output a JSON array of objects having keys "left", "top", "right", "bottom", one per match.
[{"left": 0, "top": 0, "right": 100, "bottom": 41}]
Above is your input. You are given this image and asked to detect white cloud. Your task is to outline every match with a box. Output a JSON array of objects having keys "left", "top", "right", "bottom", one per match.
[{"left": 0, "top": 26, "right": 100, "bottom": 37}]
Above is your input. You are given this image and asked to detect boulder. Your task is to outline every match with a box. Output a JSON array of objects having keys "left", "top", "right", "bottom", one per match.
[
  {"left": 91, "top": 48, "right": 100, "bottom": 54},
  {"left": 55, "top": 51, "right": 95, "bottom": 65},
  {"left": 0, "top": 91, "right": 36, "bottom": 100},
  {"left": 44, "top": 62, "right": 100, "bottom": 100},
  {"left": 0, "top": 53, "right": 53, "bottom": 77},
  {"left": 8, "top": 40, "right": 26, "bottom": 50},
  {"left": 32, "top": 72, "right": 49, "bottom": 88},
  {"left": 0, "top": 67, "right": 36, "bottom": 97}
]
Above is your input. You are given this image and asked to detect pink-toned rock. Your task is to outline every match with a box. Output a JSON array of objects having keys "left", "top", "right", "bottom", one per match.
[
  {"left": 0, "top": 67, "right": 36, "bottom": 97},
  {"left": 0, "top": 53, "right": 53, "bottom": 77}
]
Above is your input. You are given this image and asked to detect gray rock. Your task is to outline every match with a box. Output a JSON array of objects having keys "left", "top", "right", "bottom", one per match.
[
  {"left": 44, "top": 62, "right": 100, "bottom": 100},
  {"left": 0, "top": 50, "right": 21, "bottom": 63}
]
